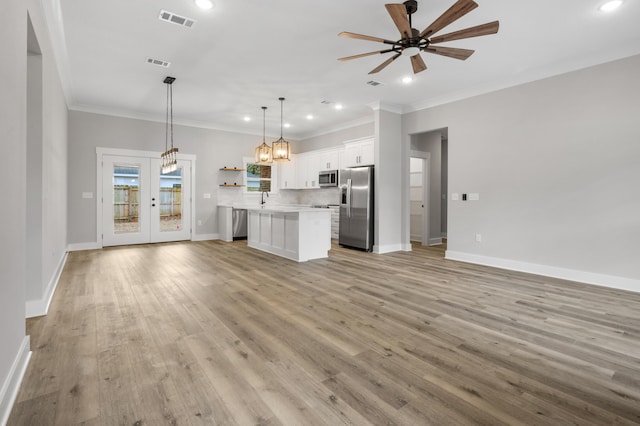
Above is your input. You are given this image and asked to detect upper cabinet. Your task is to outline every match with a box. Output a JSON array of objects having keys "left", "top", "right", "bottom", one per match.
[
  {"left": 279, "top": 154, "right": 297, "bottom": 189},
  {"left": 317, "top": 148, "right": 341, "bottom": 171},
  {"left": 343, "top": 138, "right": 374, "bottom": 167},
  {"left": 277, "top": 137, "right": 374, "bottom": 190}
]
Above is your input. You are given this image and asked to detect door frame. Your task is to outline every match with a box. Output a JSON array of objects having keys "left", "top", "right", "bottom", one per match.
[
  {"left": 96, "top": 147, "right": 196, "bottom": 247},
  {"left": 410, "top": 150, "right": 430, "bottom": 247}
]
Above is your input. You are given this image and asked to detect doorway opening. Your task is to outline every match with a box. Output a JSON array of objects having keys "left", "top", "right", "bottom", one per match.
[{"left": 409, "top": 128, "right": 448, "bottom": 248}]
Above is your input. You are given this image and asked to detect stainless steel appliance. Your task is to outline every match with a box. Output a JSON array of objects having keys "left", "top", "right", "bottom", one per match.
[
  {"left": 318, "top": 169, "right": 338, "bottom": 187},
  {"left": 339, "top": 166, "right": 374, "bottom": 251},
  {"left": 232, "top": 208, "right": 247, "bottom": 240}
]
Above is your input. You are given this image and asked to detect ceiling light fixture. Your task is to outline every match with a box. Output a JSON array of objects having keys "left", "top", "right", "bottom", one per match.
[
  {"left": 599, "top": 0, "right": 623, "bottom": 11},
  {"left": 243, "top": 116, "right": 251, "bottom": 122},
  {"left": 272, "top": 97, "right": 291, "bottom": 161},
  {"left": 334, "top": 104, "right": 344, "bottom": 110},
  {"left": 255, "top": 106, "right": 272, "bottom": 164},
  {"left": 402, "top": 76, "right": 413, "bottom": 84},
  {"left": 194, "top": 0, "right": 214, "bottom": 10},
  {"left": 306, "top": 115, "right": 314, "bottom": 120},
  {"left": 161, "top": 76, "right": 179, "bottom": 174}
]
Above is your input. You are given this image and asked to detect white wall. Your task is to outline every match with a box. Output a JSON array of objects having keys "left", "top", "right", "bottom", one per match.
[
  {"left": 67, "top": 111, "right": 267, "bottom": 245},
  {"left": 403, "top": 54, "right": 640, "bottom": 288}
]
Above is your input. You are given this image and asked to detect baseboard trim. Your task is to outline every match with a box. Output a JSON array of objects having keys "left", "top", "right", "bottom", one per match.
[
  {"left": 192, "top": 233, "right": 220, "bottom": 241},
  {"left": 25, "top": 251, "right": 68, "bottom": 318},
  {"left": 373, "top": 243, "right": 405, "bottom": 254},
  {"left": 67, "top": 242, "right": 101, "bottom": 251},
  {"left": 445, "top": 250, "right": 640, "bottom": 294},
  {"left": 0, "top": 336, "right": 31, "bottom": 426},
  {"left": 428, "top": 237, "right": 443, "bottom": 246}
]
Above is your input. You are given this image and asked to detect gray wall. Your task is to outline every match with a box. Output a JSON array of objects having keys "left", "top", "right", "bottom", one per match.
[
  {"left": 67, "top": 111, "right": 264, "bottom": 244},
  {"left": 298, "top": 122, "right": 374, "bottom": 152},
  {"left": 1, "top": 0, "right": 68, "bottom": 417},
  {"left": 403, "top": 54, "right": 640, "bottom": 281}
]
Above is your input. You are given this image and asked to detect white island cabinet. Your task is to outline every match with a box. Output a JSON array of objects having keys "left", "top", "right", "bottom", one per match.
[{"left": 247, "top": 206, "right": 331, "bottom": 262}]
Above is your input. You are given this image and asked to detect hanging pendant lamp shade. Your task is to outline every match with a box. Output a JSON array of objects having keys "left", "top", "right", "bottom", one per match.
[
  {"left": 255, "top": 106, "right": 273, "bottom": 164},
  {"left": 161, "top": 76, "right": 178, "bottom": 174},
  {"left": 272, "top": 97, "right": 291, "bottom": 161}
]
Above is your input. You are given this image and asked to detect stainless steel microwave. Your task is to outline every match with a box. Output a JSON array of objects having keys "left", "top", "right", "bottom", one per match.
[{"left": 319, "top": 170, "right": 338, "bottom": 187}]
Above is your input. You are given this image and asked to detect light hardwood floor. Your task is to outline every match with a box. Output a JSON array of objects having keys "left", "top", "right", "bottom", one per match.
[{"left": 8, "top": 241, "right": 640, "bottom": 425}]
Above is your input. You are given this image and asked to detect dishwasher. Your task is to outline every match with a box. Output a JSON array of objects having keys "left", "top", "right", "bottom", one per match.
[{"left": 232, "top": 208, "right": 247, "bottom": 240}]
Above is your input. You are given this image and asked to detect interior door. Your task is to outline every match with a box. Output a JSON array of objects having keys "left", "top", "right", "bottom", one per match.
[
  {"left": 410, "top": 157, "right": 424, "bottom": 242},
  {"left": 102, "top": 155, "right": 191, "bottom": 247}
]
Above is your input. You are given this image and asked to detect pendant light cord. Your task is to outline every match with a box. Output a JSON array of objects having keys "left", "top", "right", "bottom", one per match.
[
  {"left": 279, "top": 97, "right": 284, "bottom": 138},
  {"left": 165, "top": 83, "right": 170, "bottom": 153},
  {"left": 170, "top": 82, "right": 174, "bottom": 150}
]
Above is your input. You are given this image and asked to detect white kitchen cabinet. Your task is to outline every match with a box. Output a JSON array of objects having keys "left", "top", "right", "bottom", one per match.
[
  {"left": 279, "top": 154, "right": 297, "bottom": 189},
  {"left": 297, "top": 152, "right": 320, "bottom": 189},
  {"left": 343, "top": 138, "right": 374, "bottom": 167},
  {"left": 317, "top": 148, "right": 341, "bottom": 171}
]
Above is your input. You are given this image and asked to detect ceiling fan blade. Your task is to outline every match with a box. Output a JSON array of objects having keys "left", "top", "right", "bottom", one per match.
[
  {"left": 429, "top": 21, "right": 500, "bottom": 44},
  {"left": 369, "top": 53, "right": 401, "bottom": 74},
  {"left": 420, "top": 0, "right": 478, "bottom": 38},
  {"left": 339, "top": 31, "right": 396, "bottom": 45},
  {"left": 423, "top": 46, "right": 474, "bottom": 60},
  {"left": 385, "top": 4, "right": 412, "bottom": 38},
  {"left": 338, "top": 51, "right": 386, "bottom": 61},
  {"left": 410, "top": 54, "right": 427, "bottom": 74}
]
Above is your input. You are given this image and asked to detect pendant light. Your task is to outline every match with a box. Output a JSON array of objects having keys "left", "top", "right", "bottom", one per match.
[
  {"left": 161, "top": 76, "right": 178, "bottom": 174},
  {"left": 272, "top": 97, "right": 291, "bottom": 161},
  {"left": 255, "top": 106, "right": 273, "bottom": 164}
]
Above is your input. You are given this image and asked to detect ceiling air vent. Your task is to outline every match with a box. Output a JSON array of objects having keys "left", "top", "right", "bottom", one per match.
[
  {"left": 366, "top": 80, "right": 383, "bottom": 87},
  {"left": 158, "top": 10, "right": 196, "bottom": 28},
  {"left": 146, "top": 57, "right": 171, "bottom": 68}
]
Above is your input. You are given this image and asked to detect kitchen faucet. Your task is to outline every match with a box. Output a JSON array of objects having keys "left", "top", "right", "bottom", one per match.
[{"left": 261, "top": 191, "right": 269, "bottom": 205}]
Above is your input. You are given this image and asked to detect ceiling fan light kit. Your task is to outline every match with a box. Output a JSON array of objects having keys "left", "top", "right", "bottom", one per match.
[{"left": 338, "top": 0, "right": 499, "bottom": 75}]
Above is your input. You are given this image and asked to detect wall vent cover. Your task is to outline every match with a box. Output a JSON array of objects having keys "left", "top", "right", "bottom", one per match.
[
  {"left": 366, "top": 80, "right": 383, "bottom": 86},
  {"left": 146, "top": 57, "right": 171, "bottom": 68},
  {"left": 159, "top": 10, "right": 196, "bottom": 28}
]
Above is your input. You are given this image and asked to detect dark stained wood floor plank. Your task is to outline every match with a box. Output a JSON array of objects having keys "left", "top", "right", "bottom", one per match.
[{"left": 8, "top": 240, "right": 640, "bottom": 425}]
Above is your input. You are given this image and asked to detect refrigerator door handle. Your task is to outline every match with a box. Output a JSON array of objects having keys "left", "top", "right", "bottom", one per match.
[{"left": 346, "top": 178, "right": 352, "bottom": 218}]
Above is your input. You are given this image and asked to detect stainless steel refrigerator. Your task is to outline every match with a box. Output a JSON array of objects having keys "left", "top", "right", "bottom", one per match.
[{"left": 339, "top": 166, "right": 374, "bottom": 251}]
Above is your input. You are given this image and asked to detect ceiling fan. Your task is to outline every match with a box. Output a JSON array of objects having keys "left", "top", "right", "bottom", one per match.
[{"left": 338, "top": 0, "right": 499, "bottom": 75}]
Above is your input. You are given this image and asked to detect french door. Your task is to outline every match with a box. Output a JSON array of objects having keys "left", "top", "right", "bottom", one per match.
[{"left": 102, "top": 155, "right": 191, "bottom": 247}]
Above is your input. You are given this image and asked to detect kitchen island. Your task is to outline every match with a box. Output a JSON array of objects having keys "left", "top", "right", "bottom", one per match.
[{"left": 246, "top": 206, "right": 331, "bottom": 262}]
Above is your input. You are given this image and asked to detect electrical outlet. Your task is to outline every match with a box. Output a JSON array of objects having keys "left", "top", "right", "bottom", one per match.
[{"left": 475, "top": 233, "right": 482, "bottom": 242}]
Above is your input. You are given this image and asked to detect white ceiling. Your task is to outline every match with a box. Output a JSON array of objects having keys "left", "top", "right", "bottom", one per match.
[{"left": 47, "top": 0, "right": 640, "bottom": 139}]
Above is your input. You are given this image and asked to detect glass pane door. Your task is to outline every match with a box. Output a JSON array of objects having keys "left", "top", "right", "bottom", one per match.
[
  {"left": 102, "top": 155, "right": 150, "bottom": 246},
  {"left": 149, "top": 158, "right": 191, "bottom": 243}
]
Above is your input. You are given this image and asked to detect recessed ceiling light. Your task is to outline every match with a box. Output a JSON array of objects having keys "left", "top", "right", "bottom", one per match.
[
  {"left": 599, "top": 0, "right": 623, "bottom": 11},
  {"left": 243, "top": 116, "right": 251, "bottom": 122},
  {"left": 334, "top": 104, "right": 343, "bottom": 110},
  {"left": 306, "top": 115, "right": 314, "bottom": 120},
  {"left": 284, "top": 123, "right": 291, "bottom": 128},
  {"left": 402, "top": 76, "right": 413, "bottom": 84},
  {"left": 195, "top": 0, "right": 214, "bottom": 10}
]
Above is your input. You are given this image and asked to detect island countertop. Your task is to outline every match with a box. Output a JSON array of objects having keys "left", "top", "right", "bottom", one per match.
[{"left": 246, "top": 207, "right": 331, "bottom": 262}]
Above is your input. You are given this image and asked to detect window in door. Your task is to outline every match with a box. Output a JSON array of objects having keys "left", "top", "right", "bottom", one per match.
[{"left": 113, "top": 166, "right": 141, "bottom": 234}]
